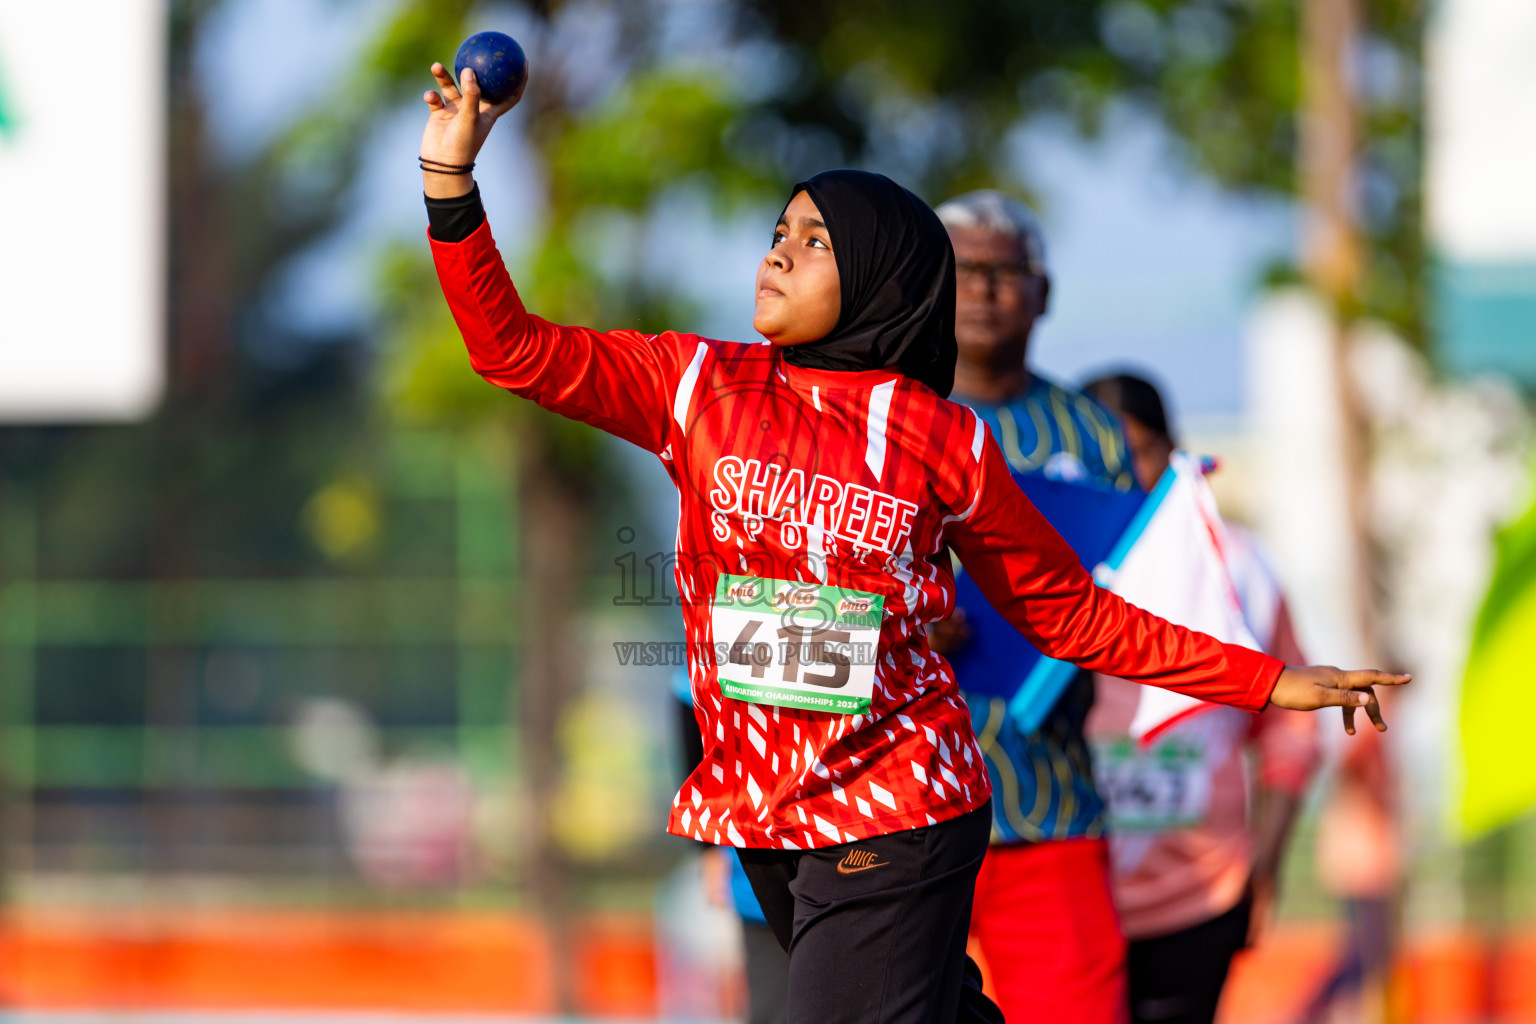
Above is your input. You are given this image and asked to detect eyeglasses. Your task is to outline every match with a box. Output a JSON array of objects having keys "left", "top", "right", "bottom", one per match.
[{"left": 955, "top": 260, "right": 1040, "bottom": 286}]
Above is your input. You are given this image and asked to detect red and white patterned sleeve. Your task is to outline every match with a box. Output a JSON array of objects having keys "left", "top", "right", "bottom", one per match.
[
  {"left": 430, "top": 220, "right": 709, "bottom": 455},
  {"left": 946, "top": 422, "right": 1283, "bottom": 712}
]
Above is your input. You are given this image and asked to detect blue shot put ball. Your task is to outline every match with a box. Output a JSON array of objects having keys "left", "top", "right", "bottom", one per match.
[{"left": 454, "top": 31, "right": 529, "bottom": 105}]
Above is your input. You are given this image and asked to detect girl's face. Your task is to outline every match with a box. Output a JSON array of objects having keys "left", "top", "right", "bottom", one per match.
[{"left": 754, "top": 191, "right": 842, "bottom": 347}]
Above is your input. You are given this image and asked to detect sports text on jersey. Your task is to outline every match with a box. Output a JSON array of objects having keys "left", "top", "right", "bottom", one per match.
[{"left": 709, "top": 456, "right": 920, "bottom": 555}]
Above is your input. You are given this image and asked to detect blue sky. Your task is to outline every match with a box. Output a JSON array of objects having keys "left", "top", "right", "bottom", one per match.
[{"left": 201, "top": 0, "right": 1294, "bottom": 418}]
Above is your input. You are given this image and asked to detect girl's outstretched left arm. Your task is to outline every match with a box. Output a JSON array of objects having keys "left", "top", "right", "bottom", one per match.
[{"left": 947, "top": 428, "right": 1408, "bottom": 729}]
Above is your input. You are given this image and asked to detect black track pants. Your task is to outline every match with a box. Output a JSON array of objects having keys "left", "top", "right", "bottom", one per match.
[
  {"left": 737, "top": 803, "right": 1006, "bottom": 1024},
  {"left": 1126, "top": 894, "right": 1252, "bottom": 1024}
]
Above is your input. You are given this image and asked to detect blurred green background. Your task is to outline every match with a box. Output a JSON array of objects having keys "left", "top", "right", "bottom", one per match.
[{"left": 1, "top": 0, "right": 1534, "bottom": 1020}]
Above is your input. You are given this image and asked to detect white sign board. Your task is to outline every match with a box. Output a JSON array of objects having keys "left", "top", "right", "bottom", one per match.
[
  {"left": 1426, "top": 0, "right": 1536, "bottom": 382},
  {"left": 0, "top": 2, "right": 166, "bottom": 421},
  {"left": 1427, "top": 0, "right": 1536, "bottom": 261}
]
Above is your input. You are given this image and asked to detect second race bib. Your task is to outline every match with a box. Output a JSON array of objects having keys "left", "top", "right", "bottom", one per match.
[
  {"left": 711, "top": 574, "right": 883, "bottom": 714},
  {"left": 1093, "top": 735, "right": 1214, "bottom": 832}
]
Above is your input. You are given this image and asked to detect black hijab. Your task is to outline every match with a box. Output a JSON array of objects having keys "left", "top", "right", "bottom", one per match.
[{"left": 780, "top": 170, "right": 958, "bottom": 398}]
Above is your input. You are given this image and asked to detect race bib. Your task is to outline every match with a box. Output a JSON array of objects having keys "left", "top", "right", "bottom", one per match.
[
  {"left": 1093, "top": 735, "right": 1213, "bottom": 832},
  {"left": 711, "top": 574, "right": 883, "bottom": 714}
]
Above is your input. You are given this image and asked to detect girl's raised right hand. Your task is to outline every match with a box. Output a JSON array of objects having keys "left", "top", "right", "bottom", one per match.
[{"left": 420, "top": 63, "right": 522, "bottom": 198}]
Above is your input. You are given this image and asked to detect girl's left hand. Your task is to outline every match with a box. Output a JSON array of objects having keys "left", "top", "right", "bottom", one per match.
[{"left": 1269, "top": 666, "right": 1410, "bottom": 734}]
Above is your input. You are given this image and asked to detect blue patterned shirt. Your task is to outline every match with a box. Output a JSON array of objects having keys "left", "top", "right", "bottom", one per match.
[{"left": 952, "top": 373, "right": 1134, "bottom": 842}]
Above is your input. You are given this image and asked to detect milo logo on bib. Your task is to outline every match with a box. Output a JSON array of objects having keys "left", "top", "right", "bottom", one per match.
[
  {"left": 712, "top": 574, "right": 884, "bottom": 713},
  {"left": 773, "top": 583, "right": 821, "bottom": 609},
  {"left": 836, "top": 595, "right": 874, "bottom": 616},
  {"left": 726, "top": 579, "right": 762, "bottom": 602}
]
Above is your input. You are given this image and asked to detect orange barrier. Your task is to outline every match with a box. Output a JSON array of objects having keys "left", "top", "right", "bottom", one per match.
[
  {"left": 1220, "top": 922, "right": 1338, "bottom": 1024},
  {"left": 0, "top": 909, "right": 1533, "bottom": 1021},
  {"left": 975, "top": 922, "right": 1536, "bottom": 1024},
  {"left": 0, "top": 908, "right": 654, "bottom": 1016},
  {"left": 1221, "top": 925, "right": 1536, "bottom": 1024},
  {"left": 1493, "top": 933, "right": 1536, "bottom": 1024},
  {"left": 1401, "top": 930, "right": 1492, "bottom": 1024}
]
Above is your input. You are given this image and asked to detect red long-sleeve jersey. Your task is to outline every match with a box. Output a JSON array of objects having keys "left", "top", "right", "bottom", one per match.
[{"left": 431, "top": 220, "right": 1283, "bottom": 850}]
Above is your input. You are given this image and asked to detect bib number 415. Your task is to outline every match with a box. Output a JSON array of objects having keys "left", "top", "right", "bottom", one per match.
[
  {"left": 727, "top": 619, "right": 851, "bottom": 689},
  {"left": 711, "top": 575, "right": 881, "bottom": 715}
]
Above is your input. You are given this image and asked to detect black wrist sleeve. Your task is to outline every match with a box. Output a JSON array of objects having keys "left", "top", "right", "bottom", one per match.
[{"left": 424, "top": 184, "right": 487, "bottom": 243}]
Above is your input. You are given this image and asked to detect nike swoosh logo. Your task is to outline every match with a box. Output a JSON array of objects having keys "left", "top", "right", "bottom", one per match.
[
  {"left": 836, "top": 861, "right": 888, "bottom": 875},
  {"left": 836, "top": 850, "right": 889, "bottom": 875}
]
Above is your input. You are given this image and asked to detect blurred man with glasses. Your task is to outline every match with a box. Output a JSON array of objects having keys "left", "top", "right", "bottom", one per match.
[{"left": 932, "top": 191, "right": 1133, "bottom": 1024}]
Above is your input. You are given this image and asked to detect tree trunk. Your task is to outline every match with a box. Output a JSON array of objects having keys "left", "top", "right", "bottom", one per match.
[
  {"left": 514, "top": 414, "right": 587, "bottom": 1013},
  {"left": 1301, "top": 0, "right": 1381, "bottom": 667}
]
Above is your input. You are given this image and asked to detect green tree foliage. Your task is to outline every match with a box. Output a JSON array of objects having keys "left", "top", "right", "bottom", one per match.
[
  {"left": 741, "top": 0, "right": 1424, "bottom": 337},
  {"left": 371, "top": 1, "right": 1423, "bottom": 386}
]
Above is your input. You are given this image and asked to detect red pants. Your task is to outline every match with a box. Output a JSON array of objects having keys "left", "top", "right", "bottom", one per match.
[{"left": 967, "top": 837, "right": 1128, "bottom": 1024}]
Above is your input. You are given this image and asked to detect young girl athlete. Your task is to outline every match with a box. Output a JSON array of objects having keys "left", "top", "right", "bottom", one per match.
[{"left": 419, "top": 65, "right": 1407, "bottom": 1024}]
